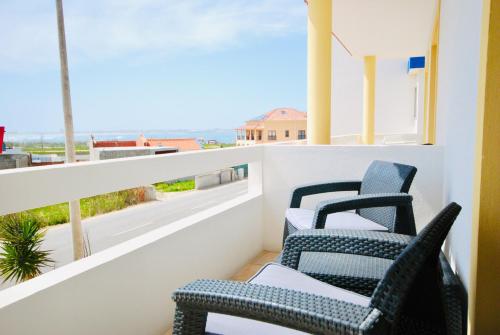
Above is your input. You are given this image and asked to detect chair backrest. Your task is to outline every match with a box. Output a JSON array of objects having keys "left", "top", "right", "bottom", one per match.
[
  {"left": 358, "top": 160, "right": 417, "bottom": 233},
  {"left": 370, "top": 203, "right": 462, "bottom": 332}
]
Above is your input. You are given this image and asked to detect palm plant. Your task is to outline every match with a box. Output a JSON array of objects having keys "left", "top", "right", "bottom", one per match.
[{"left": 0, "top": 214, "right": 54, "bottom": 283}]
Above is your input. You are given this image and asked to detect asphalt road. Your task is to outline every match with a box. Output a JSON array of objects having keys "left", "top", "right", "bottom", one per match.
[{"left": 0, "top": 180, "right": 248, "bottom": 290}]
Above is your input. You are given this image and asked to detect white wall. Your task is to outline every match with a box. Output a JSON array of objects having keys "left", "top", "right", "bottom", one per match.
[
  {"left": 262, "top": 145, "right": 444, "bottom": 251},
  {"left": 376, "top": 59, "right": 417, "bottom": 134},
  {"left": 332, "top": 39, "right": 363, "bottom": 135},
  {"left": 332, "top": 39, "right": 418, "bottom": 136},
  {"left": 0, "top": 194, "right": 263, "bottom": 335},
  {"left": 436, "top": 0, "right": 485, "bottom": 290}
]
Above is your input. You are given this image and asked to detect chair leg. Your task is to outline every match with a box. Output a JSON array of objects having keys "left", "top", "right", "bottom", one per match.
[
  {"left": 282, "top": 220, "right": 290, "bottom": 247},
  {"left": 282, "top": 219, "right": 298, "bottom": 247},
  {"left": 173, "top": 307, "right": 208, "bottom": 335}
]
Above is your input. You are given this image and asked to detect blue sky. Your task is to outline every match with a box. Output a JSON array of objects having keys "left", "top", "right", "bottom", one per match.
[{"left": 0, "top": 0, "right": 307, "bottom": 132}]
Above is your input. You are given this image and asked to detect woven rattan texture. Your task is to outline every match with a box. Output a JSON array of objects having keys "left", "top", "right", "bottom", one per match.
[
  {"left": 298, "top": 252, "right": 392, "bottom": 296},
  {"left": 370, "top": 203, "right": 462, "bottom": 325},
  {"left": 358, "top": 161, "right": 417, "bottom": 231},
  {"left": 172, "top": 279, "right": 381, "bottom": 335}
]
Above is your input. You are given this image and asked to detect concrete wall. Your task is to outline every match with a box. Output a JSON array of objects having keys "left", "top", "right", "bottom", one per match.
[
  {"left": 332, "top": 39, "right": 418, "bottom": 137},
  {"left": 98, "top": 148, "right": 153, "bottom": 160},
  {"left": 0, "top": 154, "right": 30, "bottom": 170},
  {"left": 435, "top": 0, "right": 485, "bottom": 290},
  {"left": 194, "top": 168, "right": 236, "bottom": 190},
  {"left": 261, "top": 145, "right": 444, "bottom": 251}
]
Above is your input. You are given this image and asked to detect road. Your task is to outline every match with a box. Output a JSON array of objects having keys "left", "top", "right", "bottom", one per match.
[{"left": 0, "top": 180, "right": 248, "bottom": 290}]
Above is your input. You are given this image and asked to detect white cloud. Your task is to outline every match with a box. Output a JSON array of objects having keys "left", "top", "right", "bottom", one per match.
[{"left": 0, "top": 0, "right": 305, "bottom": 72}]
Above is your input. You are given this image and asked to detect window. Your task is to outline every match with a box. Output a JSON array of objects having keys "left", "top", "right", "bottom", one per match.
[
  {"left": 285, "top": 130, "right": 289, "bottom": 138},
  {"left": 298, "top": 130, "right": 306, "bottom": 140},
  {"left": 268, "top": 130, "right": 277, "bottom": 140},
  {"left": 257, "top": 131, "right": 262, "bottom": 141}
]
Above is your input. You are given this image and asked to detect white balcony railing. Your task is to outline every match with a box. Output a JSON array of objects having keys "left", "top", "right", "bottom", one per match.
[{"left": 0, "top": 144, "right": 444, "bottom": 335}]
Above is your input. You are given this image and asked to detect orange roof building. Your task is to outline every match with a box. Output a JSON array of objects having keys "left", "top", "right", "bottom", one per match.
[
  {"left": 236, "top": 108, "right": 307, "bottom": 145},
  {"left": 92, "top": 140, "right": 137, "bottom": 148},
  {"left": 136, "top": 135, "right": 201, "bottom": 152}
]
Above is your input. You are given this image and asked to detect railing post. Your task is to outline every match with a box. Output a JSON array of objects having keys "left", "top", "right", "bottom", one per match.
[{"left": 248, "top": 161, "right": 263, "bottom": 196}]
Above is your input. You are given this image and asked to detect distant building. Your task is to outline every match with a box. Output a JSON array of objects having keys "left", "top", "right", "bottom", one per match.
[
  {"left": 31, "top": 154, "right": 65, "bottom": 166},
  {"left": 90, "top": 146, "right": 178, "bottom": 161},
  {"left": 0, "top": 126, "right": 4, "bottom": 154},
  {"left": 136, "top": 135, "right": 201, "bottom": 152},
  {"left": 92, "top": 140, "right": 137, "bottom": 148},
  {"left": 236, "top": 108, "right": 307, "bottom": 146},
  {"left": 88, "top": 135, "right": 201, "bottom": 160}
]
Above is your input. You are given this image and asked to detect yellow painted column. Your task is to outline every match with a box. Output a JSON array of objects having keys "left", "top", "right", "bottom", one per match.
[
  {"left": 423, "top": 52, "right": 430, "bottom": 143},
  {"left": 424, "top": 1, "right": 440, "bottom": 144},
  {"left": 307, "top": 0, "right": 332, "bottom": 145},
  {"left": 362, "top": 56, "right": 376, "bottom": 144},
  {"left": 427, "top": 44, "right": 438, "bottom": 144},
  {"left": 469, "top": 0, "right": 500, "bottom": 333}
]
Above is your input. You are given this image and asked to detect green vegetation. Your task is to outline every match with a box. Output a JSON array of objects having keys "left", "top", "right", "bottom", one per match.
[
  {"left": 11, "top": 142, "right": 89, "bottom": 156},
  {"left": 0, "top": 214, "right": 54, "bottom": 283},
  {"left": 26, "top": 149, "right": 89, "bottom": 155},
  {"left": 155, "top": 180, "right": 195, "bottom": 193},
  {"left": 0, "top": 188, "right": 147, "bottom": 228},
  {"left": 203, "top": 143, "right": 236, "bottom": 149}
]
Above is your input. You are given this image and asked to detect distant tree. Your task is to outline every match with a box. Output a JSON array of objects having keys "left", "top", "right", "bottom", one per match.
[{"left": 0, "top": 214, "right": 54, "bottom": 283}]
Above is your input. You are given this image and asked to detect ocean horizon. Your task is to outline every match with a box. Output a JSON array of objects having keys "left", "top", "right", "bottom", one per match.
[{"left": 4, "top": 129, "right": 236, "bottom": 145}]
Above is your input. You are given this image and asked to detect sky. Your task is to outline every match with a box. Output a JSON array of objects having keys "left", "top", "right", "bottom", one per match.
[{"left": 0, "top": 0, "right": 307, "bottom": 133}]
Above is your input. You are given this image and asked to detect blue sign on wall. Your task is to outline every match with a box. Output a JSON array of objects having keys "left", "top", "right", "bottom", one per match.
[{"left": 408, "top": 56, "right": 425, "bottom": 73}]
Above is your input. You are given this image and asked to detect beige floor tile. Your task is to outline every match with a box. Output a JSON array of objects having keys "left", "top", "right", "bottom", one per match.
[
  {"left": 251, "top": 251, "right": 280, "bottom": 265},
  {"left": 231, "top": 264, "right": 262, "bottom": 281}
]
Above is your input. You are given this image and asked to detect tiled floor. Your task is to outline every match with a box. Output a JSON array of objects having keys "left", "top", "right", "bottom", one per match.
[
  {"left": 164, "top": 251, "right": 279, "bottom": 335},
  {"left": 230, "top": 251, "right": 279, "bottom": 281}
]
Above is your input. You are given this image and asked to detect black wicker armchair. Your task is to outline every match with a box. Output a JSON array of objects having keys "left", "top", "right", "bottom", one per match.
[
  {"left": 172, "top": 203, "right": 462, "bottom": 335},
  {"left": 284, "top": 160, "right": 418, "bottom": 246}
]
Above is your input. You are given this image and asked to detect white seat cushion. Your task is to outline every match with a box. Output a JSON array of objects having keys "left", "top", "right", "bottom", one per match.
[
  {"left": 206, "top": 263, "right": 371, "bottom": 335},
  {"left": 286, "top": 208, "right": 388, "bottom": 231}
]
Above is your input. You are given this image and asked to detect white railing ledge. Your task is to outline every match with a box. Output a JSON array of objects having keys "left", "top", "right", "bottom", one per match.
[
  {"left": 0, "top": 191, "right": 262, "bottom": 309},
  {"left": 0, "top": 145, "right": 264, "bottom": 215}
]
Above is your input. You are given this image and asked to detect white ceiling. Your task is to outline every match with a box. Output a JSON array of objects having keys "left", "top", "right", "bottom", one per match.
[{"left": 332, "top": 0, "right": 437, "bottom": 59}]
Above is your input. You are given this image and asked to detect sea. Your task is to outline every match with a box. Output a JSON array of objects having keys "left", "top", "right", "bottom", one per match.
[{"left": 4, "top": 129, "right": 236, "bottom": 145}]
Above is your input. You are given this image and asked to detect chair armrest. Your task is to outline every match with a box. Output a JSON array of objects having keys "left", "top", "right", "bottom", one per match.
[
  {"left": 290, "top": 180, "right": 362, "bottom": 208},
  {"left": 312, "top": 193, "right": 414, "bottom": 229},
  {"left": 281, "top": 229, "right": 413, "bottom": 270},
  {"left": 172, "top": 279, "right": 387, "bottom": 335}
]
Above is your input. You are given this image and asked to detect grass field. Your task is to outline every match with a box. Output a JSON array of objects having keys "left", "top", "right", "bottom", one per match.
[
  {"left": 27, "top": 149, "right": 90, "bottom": 155},
  {"left": 202, "top": 143, "right": 236, "bottom": 149},
  {"left": 12, "top": 142, "right": 90, "bottom": 156},
  {"left": 0, "top": 188, "right": 147, "bottom": 227},
  {"left": 13, "top": 141, "right": 235, "bottom": 155},
  {"left": 155, "top": 180, "right": 195, "bottom": 192}
]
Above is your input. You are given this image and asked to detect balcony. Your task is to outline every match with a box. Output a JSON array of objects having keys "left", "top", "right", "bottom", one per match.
[{"left": 0, "top": 143, "right": 444, "bottom": 334}]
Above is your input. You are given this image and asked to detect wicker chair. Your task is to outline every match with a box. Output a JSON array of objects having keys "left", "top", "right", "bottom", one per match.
[
  {"left": 283, "top": 160, "right": 418, "bottom": 246},
  {"left": 172, "top": 203, "right": 462, "bottom": 335}
]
